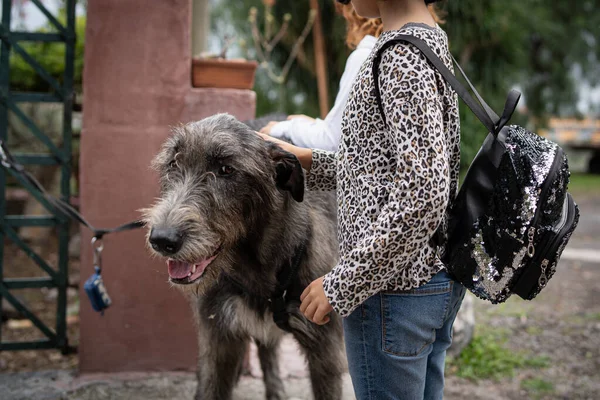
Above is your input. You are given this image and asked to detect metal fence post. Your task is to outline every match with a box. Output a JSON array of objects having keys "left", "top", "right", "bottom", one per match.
[{"left": 0, "top": 0, "right": 76, "bottom": 353}]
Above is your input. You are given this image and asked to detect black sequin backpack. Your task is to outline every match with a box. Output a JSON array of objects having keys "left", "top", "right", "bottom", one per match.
[{"left": 374, "top": 35, "right": 580, "bottom": 304}]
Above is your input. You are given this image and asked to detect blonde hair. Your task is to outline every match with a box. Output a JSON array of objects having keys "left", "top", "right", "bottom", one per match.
[
  {"left": 335, "top": 3, "right": 444, "bottom": 50},
  {"left": 335, "top": 3, "right": 383, "bottom": 49}
]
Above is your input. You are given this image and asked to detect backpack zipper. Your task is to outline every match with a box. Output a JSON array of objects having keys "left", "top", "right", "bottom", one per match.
[
  {"left": 533, "top": 193, "right": 576, "bottom": 290},
  {"left": 515, "top": 193, "right": 576, "bottom": 299},
  {"left": 526, "top": 146, "right": 564, "bottom": 257},
  {"left": 534, "top": 194, "right": 572, "bottom": 258}
]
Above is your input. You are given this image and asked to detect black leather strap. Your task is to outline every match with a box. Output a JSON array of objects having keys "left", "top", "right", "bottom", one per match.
[
  {"left": 93, "top": 221, "right": 146, "bottom": 240},
  {"left": 373, "top": 35, "right": 501, "bottom": 135},
  {"left": 451, "top": 55, "right": 500, "bottom": 123},
  {"left": 270, "top": 228, "right": 310, "bottom": 332},
  {"left": 497, "top": 89, "right": 521, "bottom": 132}
]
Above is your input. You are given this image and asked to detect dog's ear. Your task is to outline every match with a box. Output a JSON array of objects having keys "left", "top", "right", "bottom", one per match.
[{"left": 267, "top": 143, "right": 305, "bottom": 202}]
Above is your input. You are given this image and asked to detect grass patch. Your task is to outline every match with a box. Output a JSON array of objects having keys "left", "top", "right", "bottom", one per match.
[
  {"left": 565, "top": 311, "right": 600, "bottom": 325},
  {"left": 526, "top": 325, "right": 543, "bottom": 335},
  {"left": 582, "top": 312, "right": 600, "bottom": 321},
  {"left": 567, "top": 173, "right": 600, "bottom": 194},
  {"left": 447, "top": 330, "right": 550, "bottom": 381},
  {"left": 521, "top": 378, "right": 555, "bottom": 399},
  {"left": 481, "top": 297, "right": 535, "bottom": 319}
]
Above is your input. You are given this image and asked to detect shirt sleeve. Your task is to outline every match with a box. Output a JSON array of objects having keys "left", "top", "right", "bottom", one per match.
[
  {"left": 302, "top": 47, "right": 371, "bottom": 151},
  {"left": 305, "top": 149, "right": 337, "bottom": 191},
  {"left": 322, "top": 42, "right": 451, "bottom": 317},
  {"left": 271, "top": 47, "right": 371, "bottom": 152},
  {"left": 274, "top": 47, "right": 374, "bottom": 191},
  {"left": 289, "top": 118, "right": 340, "bottom": 151},
  {"left": 269, "top": 120, "right": 292, "bottom": 140},
  {"left": 302, "top": 48, "right": 373, "bottom": 191},
  {"left": 275, "top": 118, "right": 337, "bottom": 151}
]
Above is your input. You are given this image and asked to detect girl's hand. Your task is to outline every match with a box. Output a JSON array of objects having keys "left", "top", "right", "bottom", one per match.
[
  {"left": 300, "top": 276, "right": 333, "bottom": 325},
  {"left": 256, "top": 132, "right": 313, "bottom": 171}
]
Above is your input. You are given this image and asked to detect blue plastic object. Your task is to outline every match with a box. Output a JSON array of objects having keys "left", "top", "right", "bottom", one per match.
[{"left": 84, "top": 266, "right": 112, "bottom": 314}]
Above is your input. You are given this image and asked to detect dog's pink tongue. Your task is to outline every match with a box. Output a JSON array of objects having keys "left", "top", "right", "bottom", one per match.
[{"left": 167, "top": 260, "right": 192, "bottom": 279}]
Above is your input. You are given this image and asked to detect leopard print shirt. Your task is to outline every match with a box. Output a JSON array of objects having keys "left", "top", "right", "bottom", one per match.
[{"left": 306, "top": 24, "right": 460, "bottom": 317}]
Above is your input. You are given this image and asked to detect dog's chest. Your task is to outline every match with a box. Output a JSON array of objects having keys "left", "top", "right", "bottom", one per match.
[{"left": 218, "top": 296, "right": 282, "bottom": 344}]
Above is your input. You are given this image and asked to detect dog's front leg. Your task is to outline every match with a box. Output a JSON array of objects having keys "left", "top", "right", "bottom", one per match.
[
  {"left": 256, "top": 338, "right": 285, "bottom": 400},
  {"left": 295, "top": 321, "right": 345, "bottom": 400},
  {"left": 195, "top": 323, "right": 247, "bottom": 400}
]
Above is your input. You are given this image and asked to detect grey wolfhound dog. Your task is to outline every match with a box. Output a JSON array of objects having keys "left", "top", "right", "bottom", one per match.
[{"left": 143, "top": 114, "right": 345, "bottom": 400}]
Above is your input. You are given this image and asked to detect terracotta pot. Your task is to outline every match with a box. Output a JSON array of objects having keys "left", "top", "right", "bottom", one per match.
[{"left": 192, "top": 58, "right": 258, "bottom": 90}]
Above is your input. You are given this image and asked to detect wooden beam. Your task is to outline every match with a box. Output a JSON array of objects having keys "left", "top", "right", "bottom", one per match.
[{"left": 310, "top": 0, "right": 329, "bottom": 119}]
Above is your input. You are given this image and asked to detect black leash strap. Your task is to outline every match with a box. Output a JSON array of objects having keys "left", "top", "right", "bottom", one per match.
[
  {"left": 270, "top": 238, "right": 308, "bottom": 332},
  {"left": 0, "top": 140, "right": 144, "bottom": 241},
  {"left": 1, "top": 140, "right": 144, "bottom": 315}
]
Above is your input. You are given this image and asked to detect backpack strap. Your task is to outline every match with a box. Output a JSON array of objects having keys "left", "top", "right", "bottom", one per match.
[
  {"left": 451, "top": 55, "right": 499, "bottom": 123},
  {"left": 372, "top": 35, "right": 519, "bottom": 136}
]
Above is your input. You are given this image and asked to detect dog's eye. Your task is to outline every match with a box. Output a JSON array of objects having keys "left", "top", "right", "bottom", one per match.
[
  {"left": 219, "top": 165, "right": 234, "bottom": 175},
  {"left": 169, "top": 160, "right": 178, "bottom": 169}
]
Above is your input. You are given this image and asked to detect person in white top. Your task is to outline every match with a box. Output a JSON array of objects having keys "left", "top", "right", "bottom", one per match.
[{"left": 259, "top": 3, "right": 382, "bottom": 151}]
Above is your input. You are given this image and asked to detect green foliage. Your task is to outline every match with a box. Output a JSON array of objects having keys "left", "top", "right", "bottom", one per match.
[
  {"left": 521, "top": 378, "right": 555, "bottom": 399},
  {"left": 10, "top": 10, "right": 85, "bottom": 92},
  {"left": 444, "top": 0, "right": 600, "bottom": 166},
  {"left": 443, "top": 0, "right": 600, "bottom": 118},
  {"left": 446, "top": 330, "right": 550, "bottom": 381},
  {"left": 567, "top": 173, "right": 600, "bottom": 194},
  {"left": 211, "top": 0, "right": 350, "bottom": 117},
  {"left": 442, "top": 0, "right": 600, "bottom": 167},
  {"left": 212, "top": 0, "right": 600, "bottom": 168}
]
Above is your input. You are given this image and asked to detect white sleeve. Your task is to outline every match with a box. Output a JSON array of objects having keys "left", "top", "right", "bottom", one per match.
[
  {"left": 269, "top": 120, "right": 292, "bottom": 139},
  {"left": 285, "top": 47, "right": 372, "bottom": 151},
  {"left": 284, "top": 118, "right": 336, "bottom": 151}
]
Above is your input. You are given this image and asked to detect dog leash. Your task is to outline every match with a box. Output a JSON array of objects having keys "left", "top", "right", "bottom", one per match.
[
  {"left": 0, "top": 140, "right": 144, "bottom": 314},
  {"left": 270, "top": 236, "right": 309, "bottom": 332}
]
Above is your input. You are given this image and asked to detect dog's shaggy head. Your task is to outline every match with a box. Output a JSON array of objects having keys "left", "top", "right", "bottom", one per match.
[{"left": 142, "top": 114, "right": 304, "bottom": 294}]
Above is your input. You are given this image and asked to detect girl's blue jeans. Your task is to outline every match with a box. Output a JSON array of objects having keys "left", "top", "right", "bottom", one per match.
[{"left": 343, "top": 271, "right": 466, "bottom": 400}]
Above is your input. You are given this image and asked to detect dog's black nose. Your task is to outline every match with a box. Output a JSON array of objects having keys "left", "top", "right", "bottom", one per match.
[{"left": 149, "top": 228, "right": 183, "bottom": 255}]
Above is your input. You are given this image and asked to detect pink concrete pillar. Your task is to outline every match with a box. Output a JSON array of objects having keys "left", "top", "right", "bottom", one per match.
[{"left": 79, "top": 0, "right": 256, "bottom": 373}]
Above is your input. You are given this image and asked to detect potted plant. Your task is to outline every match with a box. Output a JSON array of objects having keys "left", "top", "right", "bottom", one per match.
[
  {"left": 192, "top": 36, "right": 259, "bottom": 90},
  {"left": 193, "top": 0, "right": 315, "bottom": 94}
]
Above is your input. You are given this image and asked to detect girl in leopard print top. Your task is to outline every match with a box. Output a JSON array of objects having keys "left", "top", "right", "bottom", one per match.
[{"left": 261, "top": 1, "right": 465, "bottom": 397}]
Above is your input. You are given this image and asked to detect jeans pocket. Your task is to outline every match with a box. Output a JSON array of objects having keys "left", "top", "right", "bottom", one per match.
[{"left": 381, "top": 281, "right": 453, "bottom": 356}]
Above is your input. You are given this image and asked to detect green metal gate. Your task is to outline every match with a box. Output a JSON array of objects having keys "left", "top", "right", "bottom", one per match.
[{"left": 0, "top": 0, "right": 76, "bottom": 352}]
